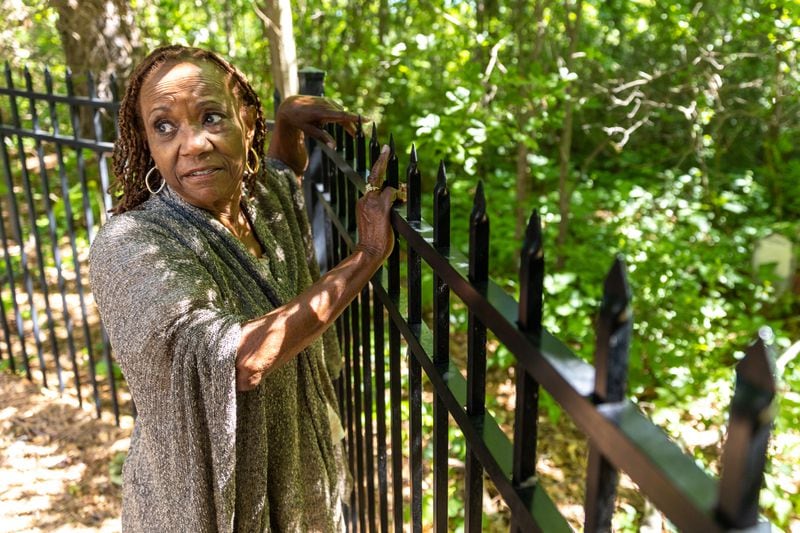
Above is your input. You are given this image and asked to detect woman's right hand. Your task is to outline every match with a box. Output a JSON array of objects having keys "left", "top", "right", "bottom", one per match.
[{"left": 355, "top": 145, "right": 398, "bottom": 262}]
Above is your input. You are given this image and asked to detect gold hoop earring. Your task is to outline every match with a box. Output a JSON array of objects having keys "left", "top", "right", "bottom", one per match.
[
  {"left": 145, "top": 166, "right": 165, "bottom": 194},
  {"left": 245, "top": 147, "right": 260, "bottom": 176}
]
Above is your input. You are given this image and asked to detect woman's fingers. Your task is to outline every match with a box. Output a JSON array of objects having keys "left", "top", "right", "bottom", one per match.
[
  {"left": 367, "top": 145, "right": 390, "bottom": 190},
  {"left": 300, "top": 123, "right": 336, "bottom": 148}
]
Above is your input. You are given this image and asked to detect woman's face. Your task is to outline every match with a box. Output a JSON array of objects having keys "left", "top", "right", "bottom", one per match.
[{"left": 138, "top": 60, "right": 254, "bottom": 214}]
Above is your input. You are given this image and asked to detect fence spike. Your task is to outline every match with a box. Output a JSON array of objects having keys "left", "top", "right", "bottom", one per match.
[
  {"left": 717, "top": 333, "right": 776, "bottom": 529},
  {"left": 407, "top": 144, "right": 421, "bottom": 222},
  {"left": 356, "top": 116, "right": 367, "bottom": 175},
  {"left": 386, "top": 134, "right": 399, "bottom": 189},
  {"left": 518, "top": 210, "right": 544, "bottom": 335},
  {"left": 335, "top": 123, "right": 344, "bottom": 152},
  {"left": 345, "top": 121, "right": 354, "bottom": 164},
  {"left": 468, "top": 181, "right": 489, "bottom": 284},
  {"left": 369, "top": 123, "right": 380, "bottom": 168},
  {"left": 585, "top": 255, "right": 632, "bottom": 532},
  {"left": 109, "top": 73, "right": 120, "bottom": 101},
  {"left": 87, "top": 71, "right": 96, "bottom": 98},
  {"left": 433, "top": 161, "right": 450, "bottom": 250},
  {"left": 595, "top": 255, "right": 632, "bottom": 402}
]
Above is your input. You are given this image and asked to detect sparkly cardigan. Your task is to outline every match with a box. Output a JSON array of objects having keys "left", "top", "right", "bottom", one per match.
[{"left": 89, "top": 162, "right": 345, "bottom": 532}]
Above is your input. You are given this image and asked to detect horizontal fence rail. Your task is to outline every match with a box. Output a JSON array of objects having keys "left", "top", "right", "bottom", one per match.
[{"left": 302, "top": 77, "right": 777, "bottom": 531}]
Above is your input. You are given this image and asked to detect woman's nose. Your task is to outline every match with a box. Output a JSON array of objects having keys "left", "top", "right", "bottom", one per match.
[{"left": 180, "top": 125, "right": 212, "bottom": 155}]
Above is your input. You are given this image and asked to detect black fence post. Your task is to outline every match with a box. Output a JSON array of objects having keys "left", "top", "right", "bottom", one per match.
[
  {"left": 386, "top": 136, "right": 404, "bottom": 532},
  {"left": 368, "top": 124, "right": 390, "bottom": 533},
  {"left": 512, "top": 211, "right": 544, "bottom": 531},
  {"left": 716, "top": 331, "right": 776, "bottom": 529},
  {"left": 465, "top": 181, "right": 489, "bottom": 533},
  {"left": 406, "top": 145, "right": 423, "bottom": 533},
  {"left": 432, "top": 161, "right": 451, "bottom": 533},
  {"left": 585, "top": 257, "right": 632, "bottom": 532}
]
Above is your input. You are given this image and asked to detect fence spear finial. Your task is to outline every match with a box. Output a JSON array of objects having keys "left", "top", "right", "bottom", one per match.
[
  {"left": 518, "top": 210, "right": 544, "bottom": 335},
  {"left": 717, "top": 332, "right": 776, "bottom": 529}
]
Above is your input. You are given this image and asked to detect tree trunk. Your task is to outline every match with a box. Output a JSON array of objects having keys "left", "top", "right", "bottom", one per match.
[
  {"left": 258, "top": 0, "right": 299, "bottom": 102},
  {"left": 51, "top": 0, "right": 141, "bottom": 93},
  {"left": 51, "top": 0, "right": 142, "bottom": 137},
  {"left": 512, "top": 0, "right": 547, "bottom": 240},
  {"left": 378, "top": 0, "right": 389, "bottom": 45},
  {"left": 556, "top": 0, "right": 583, "bottom": 269}
]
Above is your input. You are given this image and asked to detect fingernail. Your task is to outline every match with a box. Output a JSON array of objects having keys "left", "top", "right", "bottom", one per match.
[{"left": 381, "top": 145, "right": 390, "bottom": 154}]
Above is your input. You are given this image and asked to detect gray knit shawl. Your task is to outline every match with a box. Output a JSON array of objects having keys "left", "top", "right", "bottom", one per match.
[{"left": 89, "top": 162, "right": 345, "bottom": 532}]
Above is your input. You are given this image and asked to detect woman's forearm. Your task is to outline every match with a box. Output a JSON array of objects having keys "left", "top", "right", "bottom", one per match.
[{"left": 235, "top": 247, "right": 382, "bottom": 390}]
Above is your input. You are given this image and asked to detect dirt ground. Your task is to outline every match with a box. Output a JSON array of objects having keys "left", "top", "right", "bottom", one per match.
[{"left": 0, "top": 372, "right": 132, "bottom": 533}]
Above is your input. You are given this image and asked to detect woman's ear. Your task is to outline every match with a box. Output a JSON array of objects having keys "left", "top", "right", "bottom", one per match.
[{"left": 242, "top": 105, "right": 257, "bottom": 144}]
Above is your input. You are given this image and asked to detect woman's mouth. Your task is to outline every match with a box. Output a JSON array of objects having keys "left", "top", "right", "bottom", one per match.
[{"left": 183, "top": 168, "right": 219, "bottom": 179}]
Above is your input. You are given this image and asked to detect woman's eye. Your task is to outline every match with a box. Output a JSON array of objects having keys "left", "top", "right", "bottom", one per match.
[
  {"left": 204, "top": 113, "right": 224, "bottom": 126},
  {"left": 154, "top": 120, "right": 175, "bottom": 135}
]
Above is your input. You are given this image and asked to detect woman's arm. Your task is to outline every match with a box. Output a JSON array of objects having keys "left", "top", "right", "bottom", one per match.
[
  {"left": 235, "top": 148, "right": 394, "bottom": 391},
  {"left": 266, "top": 95, "right": 361, "bottom": 176}
]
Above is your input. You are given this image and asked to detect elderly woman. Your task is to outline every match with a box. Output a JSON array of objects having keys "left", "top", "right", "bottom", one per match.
[{"left": 89, "top": 45, "right": 396, "bottom": 532}]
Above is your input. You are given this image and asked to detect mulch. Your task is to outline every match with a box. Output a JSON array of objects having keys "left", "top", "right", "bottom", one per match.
[{"left": 0, "top": 372, "right": 131, "bottom": 532}]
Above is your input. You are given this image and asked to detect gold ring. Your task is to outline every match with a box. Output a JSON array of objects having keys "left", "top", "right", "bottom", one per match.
[{"left": 365, "top": 183, "right": 380, "bottom": 194}]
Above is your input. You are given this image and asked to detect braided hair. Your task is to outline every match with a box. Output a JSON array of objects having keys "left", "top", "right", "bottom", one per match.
[{"left": 111, "top": 45, "right": 267, "bottom": 214}]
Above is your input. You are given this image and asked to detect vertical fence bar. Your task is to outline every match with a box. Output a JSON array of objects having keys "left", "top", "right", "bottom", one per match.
[
  {"left": 585, "top": 257, "right": 632, "bottom": 532},
  {"left": 370, "top": 124, "right": 389, "bottom": 533},
  {"left": 512, "top": 211, "right": 544, "bottom": 531},
  {"left": 46, "top": 69, "right": 92, "bottom": 409},
  {"left": 65, "top": 69, "right": 102, "bottom": 416},
  {"left": 357, "top": 120, "right": 377, "bottom": 532},
  {"left": 334, "top": 122, "right": 357, "bottom": 530},
  {"left": 344, "top": 123, "right": 364, "bottom": 529},
  {"left": 465, "top": 181, "right": 489, "bottom": 533},
  {"left": 432, "top": 161, "right": 450, "bottom": 533},
  {"left": 28, "top": 67, "right": 72, "bottom": 394},
  {"left": 345, "top": 126, "right": 357, "bottom": 236},
  {"left": 716, "top": 331, "right": 776, "bottom": 529},
  {"left": 347, "top": 176, "right": 367, "bottom": 531},
  {"left": 88, "top": 72, "right": 113, "bottom": 216},
  {"left": 386, "top": 135, "right": 403, "bottom": 532},
  {"left": 0, "top": 112, "right": 30, "bottom": 380},
  {"left": 6, "top": 65, "right": 52, "bottom": 387},
  {"left": 406, "top": 145, "right": 423, "bottom": 533},
  {"left": 88, "top": 72, "right": 120, "bottom": 423}
]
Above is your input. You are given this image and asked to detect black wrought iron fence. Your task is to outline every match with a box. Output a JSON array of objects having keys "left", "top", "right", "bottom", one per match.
[
  {"left": 0, "top": 64, "right": 777, "bottom": 532},
  {"left": 301, "top": 77, "right": 777, "bottom": 531},
  {"left": 0, "top": 63, "right": 122, "bottom": 423}
]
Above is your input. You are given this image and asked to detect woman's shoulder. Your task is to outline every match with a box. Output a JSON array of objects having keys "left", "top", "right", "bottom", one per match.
[{"left": 89, "top": 200, "right": 180, "bottom": 261}]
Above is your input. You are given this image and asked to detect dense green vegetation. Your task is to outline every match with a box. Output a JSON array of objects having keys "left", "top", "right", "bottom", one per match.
[{"left": 4, "top": 0, "right": 799, "bottom": 529}]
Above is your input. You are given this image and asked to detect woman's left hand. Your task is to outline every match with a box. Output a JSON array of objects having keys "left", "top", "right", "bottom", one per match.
[
  {"left": 267, "top": 95, "right": 365, "bottom": 175},
  {"left": 275, "top": 95, "right": 364, "bottom": 148}
]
